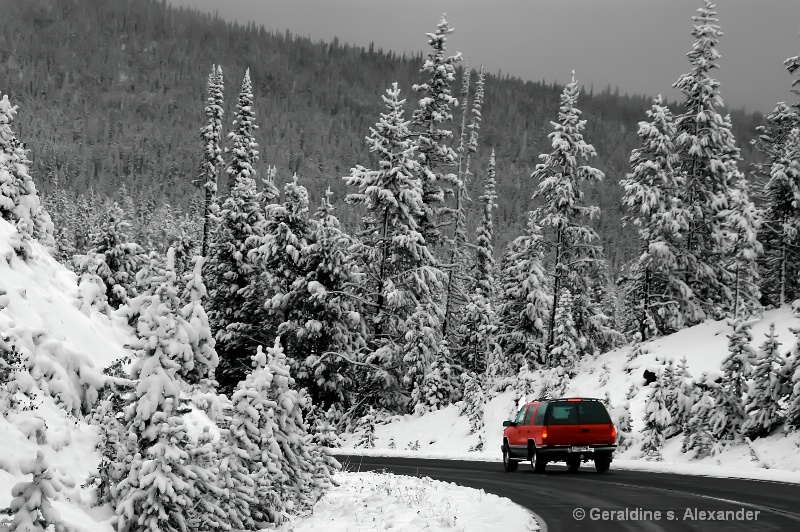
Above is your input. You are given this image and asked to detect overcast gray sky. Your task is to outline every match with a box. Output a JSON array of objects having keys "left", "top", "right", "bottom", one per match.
[{"left": 168, "top": 0, "right": 799, "bottom": 114}]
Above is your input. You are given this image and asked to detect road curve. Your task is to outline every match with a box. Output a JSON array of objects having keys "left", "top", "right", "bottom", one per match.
[{"left": 336, "top": 455, "right": 800, "bottom": 532}]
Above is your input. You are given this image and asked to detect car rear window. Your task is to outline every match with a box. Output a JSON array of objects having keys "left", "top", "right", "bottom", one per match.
[{"left": 544, "top": 402, "right": 612, "bottom": 425}]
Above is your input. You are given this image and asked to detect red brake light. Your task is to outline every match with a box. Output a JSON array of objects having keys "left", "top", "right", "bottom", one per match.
[
  {"left": 567, "top": 398, "right": 582, "bottom": 402},
  {"left": 542, "top": 427, "right": 548, "bottom": 444},
  {"left": 611, "top": 425, "right": 617, "bottom": 443}
]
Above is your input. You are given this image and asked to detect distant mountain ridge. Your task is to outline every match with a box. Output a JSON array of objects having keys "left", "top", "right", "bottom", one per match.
[{"left": 0, "top": 0, "right": 764, "bottom": 269}]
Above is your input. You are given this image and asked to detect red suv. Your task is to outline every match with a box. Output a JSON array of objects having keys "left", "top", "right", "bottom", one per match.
[{"left": 501, "top": 398, "right": 617, "bottom": 473}]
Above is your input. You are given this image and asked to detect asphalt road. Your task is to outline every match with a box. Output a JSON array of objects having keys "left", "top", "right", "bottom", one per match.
[{"left": 336, "top": 454, "right": 800, "bottom": 532}]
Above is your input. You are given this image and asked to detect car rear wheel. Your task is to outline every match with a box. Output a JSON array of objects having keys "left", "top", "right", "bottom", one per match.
[
  {"left": 567, "top": 458, "right": 581, "bottom": 472},
  {"left": 502, "top": 445, "right": 518, "bottom": 472},
  {"left": 529, "top": 444, "right": 546, "bottom": 473},
  {"left": 595, "top": 458, "right": 611, "bottom": 473}
]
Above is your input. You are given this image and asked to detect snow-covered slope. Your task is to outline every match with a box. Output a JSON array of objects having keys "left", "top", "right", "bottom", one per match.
[
  {"left": 0, "top": 218, "right": 133, "bottom": 530},
  {"left": 338, "top": 307, "right": 800, "bottom": 481}
]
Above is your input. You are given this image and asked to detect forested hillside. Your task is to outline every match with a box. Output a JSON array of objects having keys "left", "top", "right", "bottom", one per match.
[{"left": 0, "top": 0, "right": 763, "bottom": 269}]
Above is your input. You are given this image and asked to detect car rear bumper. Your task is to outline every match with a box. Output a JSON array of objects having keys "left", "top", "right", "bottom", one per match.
[{"left": 537, "top": 445, "right": 617, "bottom": 461}]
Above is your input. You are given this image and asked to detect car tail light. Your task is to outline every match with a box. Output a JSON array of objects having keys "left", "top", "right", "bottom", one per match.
[
  {"left": 542, "top": 428, "right": 548, "bottom": 445},
  {"left": 611, "top": 425, "right": 617, "bottom": 443},
  {"left": 567, "top": 398, "right": 582, "bottom": 402}
]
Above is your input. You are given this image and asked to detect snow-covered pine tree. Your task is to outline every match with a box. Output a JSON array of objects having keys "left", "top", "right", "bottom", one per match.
[
  {"left": 621, "top": 96, "right": 696, "bottom": 336},
  {"left": 247, "top": 176, "right": 311, "bottom": 375},
  {"left": 263, "top": 338, "right": 336, "bottom": 513},
  {"left": 206, "top": 70, "right": 267, "bottom": 393},
  {"left": 714, "top": 319, "right": 756, "bottom": 440},
  {"left": 179, "top": 256, "right": 219, "bottom": 386},
  {"left": 355, "top": 407, "right": 376, "bottom": 449},
  {"left": 344, "top": 83, "right": 444, "bottom": 409},
  {"left": 460, "top": 371, "right": 485, "bottom": 447},
  {"left": 667, "top": 356, "right": 694, "bottom": 436},
  {"left": 442, "top": 65, "right": 471, "bottom": 342},
  {"left": 443, "top": 64, "right": 484, "bottom": 343},
  {"left": 495, "top": 215, "right": 550, "bottom": 374},
  {"left": 613, "top": 398, "right": 633, "bottom": 452},
  {"left": 114, "top": 250, "right": 205, "bottom": 532},
  {"left": 459, "top": 149, "right": 499, "bottom": 374},
  {"left": 185, "top": 428, "right": 230, "bottom": 532},
  {"left": 3, "top": 451, "right": 74, "bottom": 532},
  {"left": 0, "top": 95, "right": 55, "bottom": 249},
  {"left": 225, "top": 344, "right": 286, "bottom": 527},
  {"left": 76, "top": 202, "right": 143, "bottom": 309},
  {"left": 531, "top": 72, "right": 618, "bottom": 359},
  {"left": 199, "top": 65, "right": 224, "bottom": 258},
  {"left": 672, "top": 1, "right": 745, "bottom": 319},
  {"left": 723, "top": 174, "right": 763, "bottom": 320},
  {"left": 260, "top": 165, "right": 280, "bottom": 207},
  {"left": 403, "top": 303, "right": 456, "bottom": 414},
  {"left": 742, "top": 323, "right": 787, "bottom": 437},
  {"left": 474, "top": 147, "right": 495, "bottom": 300},
  {"left": 41, "top": 176, "right": 77, "bottom": 265},
  {"left": 641, "top": 365, "right": 672, "bottom": 461},
  {"left": 411, "top": 14, "right": 462, "bottom": 249},
  {"left": 278, "top": 188, "right": 366, "bottom": 408},
  {"left": 785, "top": 300, "right": 800, "bottom": 430},
  {"left": 682, "top": 376, "right": 717, "bottom": 458},
  {"left": 224, "top": 68, "right": 259, "bottom": 191},
  {"left": 549, "top": 288, "right": 579, "bottom": 375},
  {"left": 759, "top": 127, "right": 800, "bottom": 307}
]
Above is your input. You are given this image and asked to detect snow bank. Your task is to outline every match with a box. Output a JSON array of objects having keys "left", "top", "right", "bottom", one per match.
[
  {"left": 273, "top": 471, "right": 538, "bottom": 531},
  {"left": 0, "top": 218, "right": 129, "bottom": 531}
]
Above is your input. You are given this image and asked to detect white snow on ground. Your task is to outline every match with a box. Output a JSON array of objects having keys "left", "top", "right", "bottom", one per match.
[
  {"left": 337, "top": 306, "right": 800, "bottom": 484},
  {"left": 0, "top": 219, "right": 127, "bottom": 531},
  {"left": 274, "top": 471, "right": 539, "bottom": 532}
]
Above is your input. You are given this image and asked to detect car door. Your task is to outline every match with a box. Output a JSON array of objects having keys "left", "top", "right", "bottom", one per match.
[
  {"left": 507, "top": 405, "right": 530, "bottom": 454},
  {"left": 521, "top": 403, "right": 536, "bottom": 442}
]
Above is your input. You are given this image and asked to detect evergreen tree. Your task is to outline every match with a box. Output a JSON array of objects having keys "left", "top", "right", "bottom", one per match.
[
  {"left": 200, "top": 65, "right": 224, "bottom": 257},
  {"left": 531, "top": 72, "right": 617, "bottom": 358},
  {"left": 248, "top": 176, "right": 311, "bottom": 376},
  {"left": 723, "top": 175, "right": 762, "bottom": 320},
  {"left": 460, "top": 371, "right": 485, "bottom": 451},
  {"left": 682, "top": 375, "right": 717, "bottom": 458},
  {"left": 114, "top": 251, "right": 200, "bottom": 532},
  {"left": 179, "top": 256, "right": 220, "bottom": 386},
  {"left": 402, "top": 302, "right": 456, "bottom": 414},
  {"left": 641, "top": 366, "right": 671, "bottom": 461},
  {"left": 667, "top": 356, "right": 694, "bottom": 436},
  {"left": 495, "top": 216, "right": 550, "bottom": 373},
  {"left": 621, "top": 96, "right": 696, "bottom": 336},
  {"left": 759, "top": 127, "right": 800, "bottom": 307},
  {"left": 206, "top": 71, "right": 266, "bottom": 393},
  {"left": 474, "top": 148, "right": 496, "bottom": 299},
  {"left": 721, "top": 318, "right": 756, "bottom": 411},
  {"left": 4, "top": 451, "right": 74, "bottom": 532},
  {"left": 279, "top": 189, "right": 367, "bottom": 408},
  {"left": 785, "top": 301, "right": 800, "bottom": 429},
  {"left": 224, "top": 68, "right": 259, "bottom": 191},
  {"left": 344, "top": 83, "right": 443, "bottom": 409},
  {"left": 226, "top": 344, "right": 287, "bottom": 527},
  {"left": 549, "top": 288, "right": 579, "bottom": 375},
  {"left": 78, "top": 202, "right": 143, "bottom": 309},
  {"left": 263, "top": 338, "right": 336, "bottom": 514},
  {"left": 0, "top": 95, "right": 55, "bottom": 249},
  {"left": 742, "top": 323, "right": 787, "bottom": 437},
  {"left": 672, "top": 1, "right": 744, "bottom": 319},
  {"left": 443, "top": 64, "right": 484, "bottom": 341},
  {"left": 459, "top": 149, "right": 499, "bottom": 373},
  {"left": 411, "top": 14, "right": 462, "bottom": 248}
]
